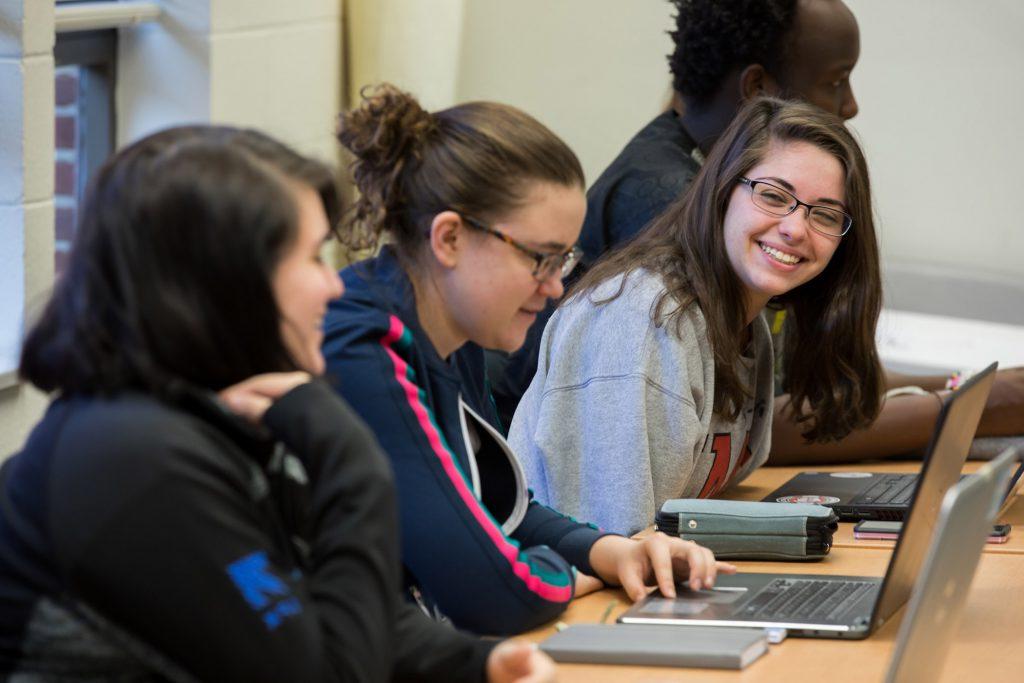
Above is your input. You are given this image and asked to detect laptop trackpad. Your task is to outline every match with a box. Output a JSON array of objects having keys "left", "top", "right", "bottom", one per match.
[{"left": 637, "top": 589, "right": 745, "bottom": 617}]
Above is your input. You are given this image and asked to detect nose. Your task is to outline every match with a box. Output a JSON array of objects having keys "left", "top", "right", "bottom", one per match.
[
  {"left": 537, "top": 271, "right": 565, "bottom": 300},
  {"left": 778, "top": 207, "right": 812, "bottom": 242},
  {"left": 324, "top": 263, "right": 344, "bottom": 299},
  {"left": 840, "top": 86, "right": 858, "bottom": 120}
]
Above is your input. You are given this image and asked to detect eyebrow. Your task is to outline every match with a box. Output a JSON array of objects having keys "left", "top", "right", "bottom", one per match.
[
  {"left": 761, "top": 176, "right": 848, "bottom": 211},
  {"left": 534, "top": 240, "right": 569, "bottom": 252}
]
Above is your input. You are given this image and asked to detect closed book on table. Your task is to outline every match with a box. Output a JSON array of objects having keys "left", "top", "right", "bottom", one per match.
[{"left": 540, "top": 624, "right": 768, "bottom": 669}]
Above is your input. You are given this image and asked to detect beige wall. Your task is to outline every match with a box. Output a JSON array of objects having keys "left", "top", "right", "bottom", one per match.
[
  {"left": 119, "top": 0, "right": 343, "bottom": 163},
  {"left": 345, "top": 0, "right": 675, "bottom": 186},
  {"left": 346, "top": 0, "right": 1024, "bottom": 282},
  {"left": 845, "top": 0, "right": 1024, "bottom": 282},
  {"left": 0, "top": 0, "right": 344, "bottom": 458}
]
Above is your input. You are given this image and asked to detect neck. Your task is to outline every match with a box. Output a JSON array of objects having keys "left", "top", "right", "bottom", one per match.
[
  {"left": 675, "top": 77, "right": 744, "bottom": 155},
  {"left": 743, "top": 293, "right": 770, "bottom": 327},
  {"left": 408, "top": 266, "right": 466, "bottom": 360}
]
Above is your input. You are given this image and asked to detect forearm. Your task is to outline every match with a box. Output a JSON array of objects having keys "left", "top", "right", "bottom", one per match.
[
  {"left": 884, "top": 369, "right": 948, "bottom": 392},
  {"left": 768, "top": 392, "right": 944, "bottom": 465},
  {"left": 514, "top": 501, "right": 609, "bottom": 576},
  {"left": 586, "top": 535, "right": 635, "bottom": 586}
]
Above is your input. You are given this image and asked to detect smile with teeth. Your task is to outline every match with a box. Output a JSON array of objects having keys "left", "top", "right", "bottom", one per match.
[{"left": 759, "top": 242, "right": 802, "bottom": 265}]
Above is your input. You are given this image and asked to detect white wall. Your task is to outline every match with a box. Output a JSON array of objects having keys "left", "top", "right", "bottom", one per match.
[{"left": 0, "top": 0, "right": 54, "bottom": 457}]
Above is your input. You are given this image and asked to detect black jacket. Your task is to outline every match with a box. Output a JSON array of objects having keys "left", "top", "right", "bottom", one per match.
[{"left": 0, "top": 381, "right": 492, "bottom": 681}]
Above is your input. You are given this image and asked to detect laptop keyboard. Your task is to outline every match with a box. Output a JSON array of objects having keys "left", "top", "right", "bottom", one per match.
[
  {"left": 851, "top": 474, "right": 918, "bottom": 505},
  {"left": 740, "top": 578, "right": 876, "bottom": 622}
]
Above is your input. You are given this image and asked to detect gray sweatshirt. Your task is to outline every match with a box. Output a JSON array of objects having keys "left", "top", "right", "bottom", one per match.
[{"left": 509, "top": 269, "right": 774, "bottom": 535}]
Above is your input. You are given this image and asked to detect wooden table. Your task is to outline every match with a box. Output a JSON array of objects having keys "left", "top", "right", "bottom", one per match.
[
  {"left": 725, "top": 460, "right": 1024, "bottom": 555},
  {"left": 522, "top": 460, "right": 1024, "bottom": 681},
  {"left": 524, "top": 547, "right": 1024, "bottom": 681}
]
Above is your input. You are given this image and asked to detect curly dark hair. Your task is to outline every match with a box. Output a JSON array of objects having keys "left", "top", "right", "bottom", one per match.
[{"left": 668, "top": 0, "right": 798, "bottom": 104}]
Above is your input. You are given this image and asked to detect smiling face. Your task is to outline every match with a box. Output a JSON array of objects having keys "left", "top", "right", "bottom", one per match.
[
  {"left": 273, "top": 182, "right": 344, "bottom": 374},
  {"left": 444, "top": 181, "right": 586, "bottom": 353},
  {"left": 723, "top": 139, "right": 845, "bottom": 321}
]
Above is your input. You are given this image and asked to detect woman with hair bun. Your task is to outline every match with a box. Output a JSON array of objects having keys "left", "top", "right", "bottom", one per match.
[
  {"left": 0, "top": 125, "right": 555, "bottom": 682},
  {"left": 325, "top": 83, "right": 733, "bottom": 636}
]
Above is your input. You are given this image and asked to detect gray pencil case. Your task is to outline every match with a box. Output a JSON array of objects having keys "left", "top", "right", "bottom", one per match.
[{"left": 656, "top": 498, "right": 838, "bottom": 561}]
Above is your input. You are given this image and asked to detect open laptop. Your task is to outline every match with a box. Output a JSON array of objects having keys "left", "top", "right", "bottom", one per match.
[
  {"left": 762, "top": 362, "right": 1001, "bottom": 521},
  {"left": 619, "top": 363, "right": 996, "bottom": 639},
  {"left": 883, "top": 447, "right": 1019, "bottom": 682}
]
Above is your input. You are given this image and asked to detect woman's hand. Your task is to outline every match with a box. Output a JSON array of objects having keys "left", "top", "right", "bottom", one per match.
[
  {"left": 486, "top": 640, "right": 556, "bottom": 683},
  {"left": 218, "top": 372, "right": 312, "bottom": 424},
  {"left": 587, "top": 532, "right": 737, "bottom": 602},
  {"left": 573, "top": 571, "right": 604, "bottom": 599}
]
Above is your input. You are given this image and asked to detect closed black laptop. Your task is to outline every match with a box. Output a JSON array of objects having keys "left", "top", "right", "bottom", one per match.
[{"left": 762, "top": 363, "right": 999, "bottom": 521}]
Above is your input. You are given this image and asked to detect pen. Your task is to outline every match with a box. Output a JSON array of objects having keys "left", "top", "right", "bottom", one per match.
[{"left": 599, "top": 598, "right": 619, "bottom": 624}]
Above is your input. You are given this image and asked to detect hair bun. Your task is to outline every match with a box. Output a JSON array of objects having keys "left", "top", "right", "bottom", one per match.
[
  {"left": 336, "top": 83, "right": 437, "bottom": 250},
  {"left": 338, "top": 83, "right": 436, "bottom": 172}
]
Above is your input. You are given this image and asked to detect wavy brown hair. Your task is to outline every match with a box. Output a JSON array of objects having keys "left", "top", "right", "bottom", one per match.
[
  {"left": 335, "top": 83, "right": 584, "bottom": 262},
  {"left": 571, "top": 97, "right": 883, "bottom": 443}
]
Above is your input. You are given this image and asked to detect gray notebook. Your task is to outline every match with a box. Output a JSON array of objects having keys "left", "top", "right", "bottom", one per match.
[{"left": 540, "top": 624, "right": 768, "bottom": 669}]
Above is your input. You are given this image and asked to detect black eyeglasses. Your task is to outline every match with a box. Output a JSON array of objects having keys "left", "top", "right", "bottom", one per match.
[
  {"left": 738, "top": 177, "right": 853, "bottom": 237},
  {"left": 460, "top": 215, "right": 583, "bottom": 282}
]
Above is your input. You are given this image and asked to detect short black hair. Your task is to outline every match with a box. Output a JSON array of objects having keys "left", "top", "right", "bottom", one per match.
[
  {"left": 20, "top": 126, "right": 339, "bottom": 396},
  {"left": 668, "top": 0, "right": 798, "bottom": 105}
]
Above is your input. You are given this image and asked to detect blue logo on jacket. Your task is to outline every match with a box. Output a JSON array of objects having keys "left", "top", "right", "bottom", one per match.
[{"left": 226, "top": 551, "right": 302, "bottom": 629}]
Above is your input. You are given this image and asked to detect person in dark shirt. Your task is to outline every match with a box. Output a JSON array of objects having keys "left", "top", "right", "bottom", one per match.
[
  {"left": 497, "top": 0, "right": 1024, "bottom": 460},
  {"left": 0, "top": 125, "right": 554, "bottom": 682}
]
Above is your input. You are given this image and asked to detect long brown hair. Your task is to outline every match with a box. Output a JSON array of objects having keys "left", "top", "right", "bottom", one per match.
[
  {"left": 571, "top": 97, "right": 883, "bottom": 443},
  {"left": 336, "top": 83, "right": 584, "bottom": 263}
]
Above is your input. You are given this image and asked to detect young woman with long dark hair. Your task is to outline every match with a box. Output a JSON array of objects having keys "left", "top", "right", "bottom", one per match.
[
  {"left": 510, "top": 97, "right": 884, "bottom": 535},
  {"left": 0, "top": 125, "right": 553, "bottom": 682}
]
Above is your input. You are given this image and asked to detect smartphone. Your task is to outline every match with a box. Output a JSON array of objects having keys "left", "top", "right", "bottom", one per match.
[{"left": 853, "top": 520, "right": 1011, "bottom": 544}]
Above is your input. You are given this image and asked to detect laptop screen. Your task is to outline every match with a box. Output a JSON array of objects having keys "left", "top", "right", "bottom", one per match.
[{"left": 870, "top": 362, "right": 997, "bottom": 628}]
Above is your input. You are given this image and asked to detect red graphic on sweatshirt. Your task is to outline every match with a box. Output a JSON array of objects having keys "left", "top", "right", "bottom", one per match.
[
  {"left": 697, "top": 431, "right": 753, "bottom": 498},
  {"left": 697, "top": 434, "right": 732, "bottom": 498}
]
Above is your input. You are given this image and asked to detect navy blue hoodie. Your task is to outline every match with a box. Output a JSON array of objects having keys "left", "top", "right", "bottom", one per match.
[{"left": 322, "top": 247, "right": 610, "bottom": 635}]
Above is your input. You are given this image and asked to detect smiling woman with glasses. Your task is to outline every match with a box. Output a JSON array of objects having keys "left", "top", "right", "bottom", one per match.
[
  {"left": 509, "top": 97, "right": 884, "bottom": 536},
  {"left": 323, "top": 83, "right": 734, "bottom": 638}
]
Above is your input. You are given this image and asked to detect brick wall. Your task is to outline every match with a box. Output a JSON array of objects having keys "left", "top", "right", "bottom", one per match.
[
  {"left": 54, "top": 65, "right": 79, "bottom": 277},
  {"left": 0, "top": 0, "right": 55, "bottom": 456}
]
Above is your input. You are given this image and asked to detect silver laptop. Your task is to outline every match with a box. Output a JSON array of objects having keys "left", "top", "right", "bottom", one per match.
[
  {"left": 884, "top": 447, "right": 1018, "bottom": 682},
  {"left": 619, "top": 364, "right": 997, "bottom": 639}
]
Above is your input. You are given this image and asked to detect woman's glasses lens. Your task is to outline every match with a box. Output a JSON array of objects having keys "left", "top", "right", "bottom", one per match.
[{"left": 749, "top": 182, "right": 851, "bottom": 237}]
